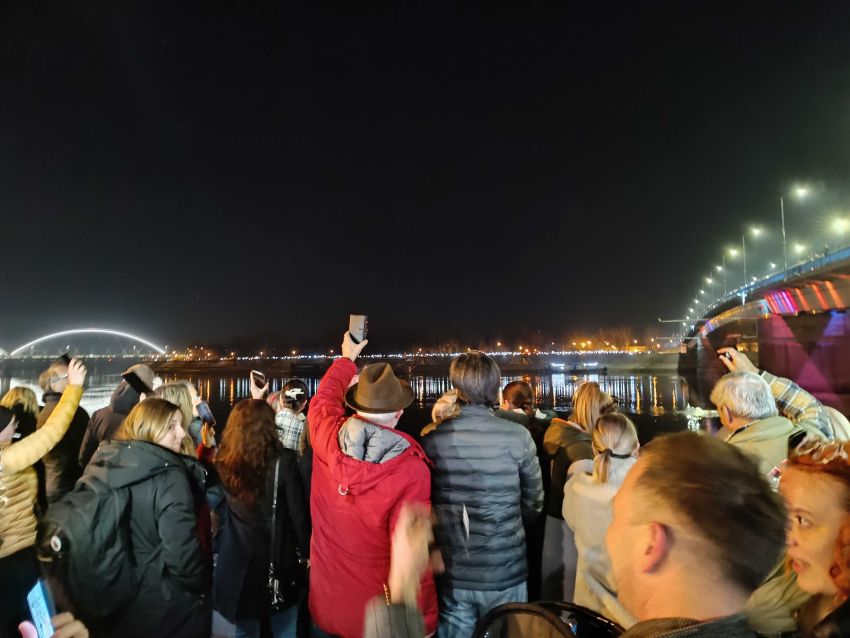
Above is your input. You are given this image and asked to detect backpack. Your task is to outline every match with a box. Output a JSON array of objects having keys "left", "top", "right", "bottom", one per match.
[
  {"left": 472, "top": 601, "right": 624, "bottom": 638},
  {"left": 36, "top": 474, "right": 141, "bottom": 618}
]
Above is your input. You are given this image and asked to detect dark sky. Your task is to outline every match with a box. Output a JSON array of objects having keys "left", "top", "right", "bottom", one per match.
[{"left": 3, "top": 1, "right": 850, "bottom": 351}]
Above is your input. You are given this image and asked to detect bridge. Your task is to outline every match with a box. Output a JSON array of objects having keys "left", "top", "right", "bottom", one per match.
[
  {"left": 3, "top": 328, "right": 167, "bottom": 359},
  {"left": 681, "top": 244, "right": 850, "bottom": 412}
]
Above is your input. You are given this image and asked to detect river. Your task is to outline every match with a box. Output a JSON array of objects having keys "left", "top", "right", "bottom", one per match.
[{"left": 2, "top": 365, "right": 716, "bottom": 443}]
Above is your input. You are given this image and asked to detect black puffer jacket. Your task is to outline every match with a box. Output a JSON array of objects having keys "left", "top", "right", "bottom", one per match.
[
  {"left": 421, "top": 404, "right": 544, "bottom": 591},
  {"left": 37, "top": 393, "right": 89, "bottom": 503},
  {"left": 85, "top": 440, "right": 211, "bottom": 638},
  {"left": 78, "top": 381, "right": 140, "bottom": 468}
]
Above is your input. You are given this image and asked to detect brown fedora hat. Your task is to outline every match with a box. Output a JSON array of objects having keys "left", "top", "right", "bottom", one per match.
[{"left": 345, "top": 363, "right": 414, "bottom": 414}]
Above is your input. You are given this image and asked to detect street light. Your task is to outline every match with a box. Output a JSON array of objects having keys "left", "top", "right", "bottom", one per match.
[{"left": 780, "top": 186, "right": 810, "bottom": 271}]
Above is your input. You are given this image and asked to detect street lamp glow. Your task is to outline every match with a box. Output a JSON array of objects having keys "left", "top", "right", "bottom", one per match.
[
  {"left": 794, "top": 243, "right": 806, "bottom": 254},
  {"left": 688, "top": 307, "right": 694, "bottom": 313},
  {"left": 705, "top": 277, "right": 713, "bottom": 283},
  {"left": 794, "top": 186, "right": 809, "bottom": 198},
  {"left": 769, "top": 262, "right": 776, "bottom": 269},
  {"left": 751, "top": 227, "right": 762, "bottom": 237},
  {"left": 832, "top": 218, "right": 849, "bottom": 234},
  {"left": 715, "top": 264, "right": 722, "bottom": 272},
  {"left": 699, "top": 289, "right": 705, "bottom": 294},
  {"left": 728, "top": 248, "right": 739, "bottom": 257}
]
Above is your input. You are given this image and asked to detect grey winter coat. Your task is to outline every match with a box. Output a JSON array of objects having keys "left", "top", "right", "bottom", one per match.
[{"left": 421, "top": 404, "right": 544, "bottom": 591}]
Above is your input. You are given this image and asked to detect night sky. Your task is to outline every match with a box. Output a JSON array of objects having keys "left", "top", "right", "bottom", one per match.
[{"left": 3, "top": 2, "right": 850, "bottom": 351}]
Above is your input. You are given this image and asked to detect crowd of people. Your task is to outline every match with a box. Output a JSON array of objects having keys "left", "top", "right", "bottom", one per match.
[{"left": 2, "top": 335, "right": 850, "bottom": 638}]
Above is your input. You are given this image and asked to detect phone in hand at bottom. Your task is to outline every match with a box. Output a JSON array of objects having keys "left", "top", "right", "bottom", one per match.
[{"left": 27, "top": 580, "right": 55, "bottom": 638}]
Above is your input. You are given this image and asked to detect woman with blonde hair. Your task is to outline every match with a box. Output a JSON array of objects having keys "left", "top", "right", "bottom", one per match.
[
  {"left": 0, "top": 361, "right": 86, "bottom": 636},
  {"left": 153, "top": 382, "right": 196, "bottom": 456},
  {"left": 563, "top": 412, "right": 638, "bottom": 626},
  {"left": 541, "top": 381, "right": 615, "bottom": 600},
  {"left": 78, "top": 398, "right": 211, "bottom": 637},
  {"left": 1, "top": 387, "right": 39, "bottom": 439}
]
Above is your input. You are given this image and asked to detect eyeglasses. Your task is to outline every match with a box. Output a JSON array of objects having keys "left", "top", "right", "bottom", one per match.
[
  {"left": 791, "top": 436, "right": 850, "bottom": 465},
  {"left": 49, "top": 374, "right": 68, "bottom": 383}
]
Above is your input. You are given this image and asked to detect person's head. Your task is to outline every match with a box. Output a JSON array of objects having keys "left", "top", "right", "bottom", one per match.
[
  {"left": 432, "top": 389, "right": 461, "bottom": 422},
  {"left": 501, "top": 380, "right": 534, "bottom": 418},
  {"left": 117, "top": 397, "right": 186, "bottom": 454},
  {"left": 782, "top": 437, "right": 850, "bottom": 599},
  {"left": 38, "top": 362, "right": 69, "bottom": 393},
  {"left": 709, "top": 371, "right": 778, "bottom": 432},
  {"left": 0, "top": 387, "right": 38, "bottom": 417},
  {"left": 216, "top": 399, "right": 280, "bottom": 507},
  {"left": 153, "top": 382, "right": 196, "bottom": 455},
  {"left": 0, "top": 406, "right": 17, "bottom": 443},
  {"left": 571, "top": 381, "right": 615, "bottom": 432},
  {"left": 450, "top": 351, "right": 500, "bottom": 407},
  {"left": 175, "top": 379, "right": 200, "bottom": 416},
  {"left": 279, "top": 379, "right": 309, "bottom": 414},
  {"left": 606, "top": 431, "right": 786, "bottom": 622},
  {"left": 592, "top": 412, "right": 639, "bottom": 483},
  {"left": 344, "top": 362, "right": 413, "bottom": 428}
]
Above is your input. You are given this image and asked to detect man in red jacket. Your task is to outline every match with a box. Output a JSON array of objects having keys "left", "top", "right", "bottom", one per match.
[{"left": 309, "top": 333, "right": 437, "bottom": 638}]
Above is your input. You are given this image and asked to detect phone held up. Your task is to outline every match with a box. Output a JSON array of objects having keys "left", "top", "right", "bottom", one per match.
[
  {"left": 349, "top": 314, "right": 368, "bottom": 344},
  {"left": 28, "top": 580, "right": 56, "bottom": 638},
  {"left": 251, "top": 370, "right": 267, "bottom": 389},
  {"left": 196, "top": 400, "right": 216, "bottom": 427}
]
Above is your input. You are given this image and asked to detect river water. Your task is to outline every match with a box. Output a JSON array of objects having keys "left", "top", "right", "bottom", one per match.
[{"left": 3, "top": 367, "right": 715, "bottom": 443}]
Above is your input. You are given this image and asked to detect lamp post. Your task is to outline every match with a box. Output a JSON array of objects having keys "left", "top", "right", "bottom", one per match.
[{"left": 780, "top": 186, "right": 809, "bottom": 271}]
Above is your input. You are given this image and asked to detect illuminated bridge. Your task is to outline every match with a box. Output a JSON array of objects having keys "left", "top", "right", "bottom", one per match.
[
  {"left": 4, "top": 328, "right": 167, "bottom": 359},
  {"left": 682, "top": 245, "right": 850, "bottom": 412}
]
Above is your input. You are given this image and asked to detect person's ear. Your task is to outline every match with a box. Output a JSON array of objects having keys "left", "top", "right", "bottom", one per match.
[{"left": 640, "top": 521, "right": 672, "bottom": 574}]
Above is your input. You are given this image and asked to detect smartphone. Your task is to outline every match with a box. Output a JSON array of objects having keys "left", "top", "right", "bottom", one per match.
[
  {"left": 196, "top": 400, "right": 216, "bottom": 426},
  {"left": 122, "top": 370, "right": 153, "bottom": 395},
  {"left": 27, "top": 580, "right": 55, "bottom": 638},
  {"left": 58, "top": 353, "right": 72, "bottom": 366},
  {"left": 349, "top": 314, "right": 368, "bottom": 344},
  {"left": 718, "top": 351, "right": 732, "bottom": 361},
  {"left": 251, "top": 370, "right": 267, "bottom": 388}
]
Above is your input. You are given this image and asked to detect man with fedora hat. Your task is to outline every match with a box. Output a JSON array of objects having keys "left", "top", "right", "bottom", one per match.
[{"left": 308, "top": 333, "right": 437, "bottom": 638}]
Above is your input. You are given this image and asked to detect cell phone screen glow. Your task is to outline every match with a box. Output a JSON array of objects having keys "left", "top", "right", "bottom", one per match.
[{"left": 27, "top": 581, "right": 54, "bottom": 638}]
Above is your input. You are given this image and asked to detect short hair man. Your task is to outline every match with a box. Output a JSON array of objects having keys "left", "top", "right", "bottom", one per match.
[
  {"left": 37, "top": 361, "right": 90, "bottom": 502},
  {"left": 422, "top": 351, "right": 543, "bottom": 637},
  {"left": 711, "top": 347, "right": 828, "bottom": 477},
  {"left": 308, "top": 333, "right": 437, "bottom": 638},
  {"left": 606, "top": 431, "right": 786, "bottom": 637}
]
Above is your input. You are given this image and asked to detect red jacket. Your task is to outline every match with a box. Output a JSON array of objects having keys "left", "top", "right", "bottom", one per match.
[{"left": 308, "top": 358, "right": 437, "bottom": 638}]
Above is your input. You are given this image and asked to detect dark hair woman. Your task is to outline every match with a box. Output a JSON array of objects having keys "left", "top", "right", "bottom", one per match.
[{"left": 214, "top": 400, "right": 310, "bottom": 638}]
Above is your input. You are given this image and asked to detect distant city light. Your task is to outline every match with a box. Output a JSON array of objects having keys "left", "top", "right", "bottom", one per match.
[
  {"left": 751, "top": 227, "right": 762, "bottom": 237},
  {"left": 705, "top": 277, "right": 713, "bottom": 283},
  {"left": 795, "top": 186, "right": 809, "bottom": 198},
  {"left": 728, "top": 248, "right": 739, "bottom": 257}
]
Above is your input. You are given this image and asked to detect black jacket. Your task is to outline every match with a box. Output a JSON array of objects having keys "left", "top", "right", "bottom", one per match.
[
  {"left": 214, "top": 447, "right": 310, "bottom": 622},
  {"left": 421, "top": 404, "right": 544, "bottom": 591},
  {"left": 78, "top": 381, "right": 140, "bottom": 468},
  {"left": 37, "top": 393, "right": 89, "bottom": 503},
  {"left": 543, "top": 420, "right": 593, "bottom": 518},
  {"left": 85, "top": 440, "right": 211, "bottom": 638}
]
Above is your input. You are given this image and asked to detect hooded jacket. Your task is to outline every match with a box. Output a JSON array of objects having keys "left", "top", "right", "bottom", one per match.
[
  {"left": 78, "top": 381, "right": 140, "bottom": 468},
  {"left": 37, "top": 393, "right": 89, "bottom": 503},
  {"left": 84, "top": 439, "right": 210, "bottom": 638},
  {"left": 308, "top": 358, "right": 437, "bottom": 638},
  {"left": 422, "top": 404, "right": 544, "bottom": 592}
]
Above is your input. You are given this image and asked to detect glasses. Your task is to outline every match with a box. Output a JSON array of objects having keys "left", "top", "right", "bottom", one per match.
[
  {"left": 50, "top": 374, "right": 68, "bottom": 383},
  {"left": 791, "top": 436, "right": 850, "bottom": 465}
]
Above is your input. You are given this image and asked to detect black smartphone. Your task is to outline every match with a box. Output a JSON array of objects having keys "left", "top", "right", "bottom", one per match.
[
  {"left": 349, "top": 314, "right": 368, "bottom": 344},
  {"left": 718, "top": 351, "right": 732, "bottom": 361},
  {"left": 251, "top": 370, "right": 267, "bottom": 388},
  {"left": 122, "top": 370, "right": 153, "bottom": 395},
  {"left": 196, "top": 400, "right": 216, "bottom": 426},
  {"left": 58, "top": 353, "right": 72, "bottom": 366},
  {"left": 27, "top": 579, "right": 55, "bottom": 638}
]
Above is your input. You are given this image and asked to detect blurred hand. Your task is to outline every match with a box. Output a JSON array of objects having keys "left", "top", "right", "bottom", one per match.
[
  {"left": 717, "top": 347, "right": 758, "bottom": 374},
  {"left": 341, "top": 331, "right": 368, "bottom": 362},
  {"left": 19, "top": 613, "right": 89, "bottom": 638},
  {"left": 67, "top": 359, "right": 87, "bottom": 387},
  {"left": 388, "top": 503, "right": 440, "bottom": 606},
  {"left": 249, "top": 374, "right": 268, "bottom": 399}
]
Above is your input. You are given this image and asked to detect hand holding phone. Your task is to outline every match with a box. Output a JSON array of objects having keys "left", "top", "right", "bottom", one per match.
[
  {"left": 196, "top": 400, "right": 216, "bottom": 426},
  {"left": 250, "top": 370, "right": 268, "bottom": 399}
]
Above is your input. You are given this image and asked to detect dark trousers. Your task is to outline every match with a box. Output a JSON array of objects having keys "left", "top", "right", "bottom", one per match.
[{"left": 0, "top": 547, "right": 40, "bottom": 638}]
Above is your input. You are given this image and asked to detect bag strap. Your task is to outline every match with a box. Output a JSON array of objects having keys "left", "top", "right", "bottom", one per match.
[{"left": 269, "top": 456, "right": 281, "bottom": 572}]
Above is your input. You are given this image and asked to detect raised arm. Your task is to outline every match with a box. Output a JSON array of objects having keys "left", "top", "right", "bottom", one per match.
[
  {"left": 309, "top": 332, "right": 367, "bottom": 464},
  {"left": 1, "top": 360, "right": 86, "bottom": 474}
]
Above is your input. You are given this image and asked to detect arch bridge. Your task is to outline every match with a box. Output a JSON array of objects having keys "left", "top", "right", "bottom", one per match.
[{"left": 6, "top": 328, "right": 166, "bottom": 359}]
